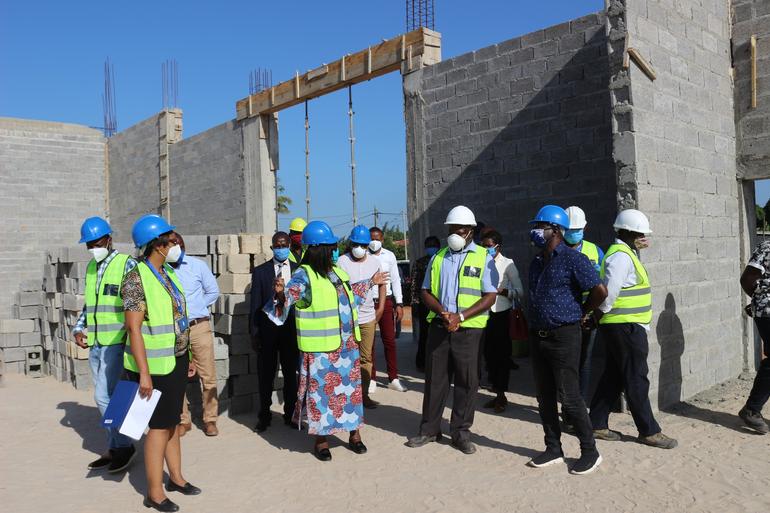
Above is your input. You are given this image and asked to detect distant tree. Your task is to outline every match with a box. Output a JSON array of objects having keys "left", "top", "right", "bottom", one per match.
[
  {"left": 758, "top": 205, "right": 766, "bottom": 230},
  {"left": 381, "top": 222, "right": 406, "bottom": 260},
  {"left": 276, "top": 179, "right": 291, "bottom": 215},
  {"left": 763, "top": 199, "right": 770, "bottom": 231}
]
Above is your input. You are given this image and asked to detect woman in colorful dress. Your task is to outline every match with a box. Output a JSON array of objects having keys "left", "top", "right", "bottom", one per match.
[{"left": 265, "top": 220, "right": 388, "bottom": 461}]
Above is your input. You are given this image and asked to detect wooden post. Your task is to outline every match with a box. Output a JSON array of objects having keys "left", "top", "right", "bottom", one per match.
[{"left": 751, "top": 35, "right": 757, "bottom": 109}]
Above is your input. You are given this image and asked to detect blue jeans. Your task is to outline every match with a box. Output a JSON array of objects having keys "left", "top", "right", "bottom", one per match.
[{"left": 89, "top": 343, "right": 133, "bottom": 449}]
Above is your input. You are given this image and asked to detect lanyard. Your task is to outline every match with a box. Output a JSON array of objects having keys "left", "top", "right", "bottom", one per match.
[{"left": 145, "top": 261, "right": 185, "bottom": 317}]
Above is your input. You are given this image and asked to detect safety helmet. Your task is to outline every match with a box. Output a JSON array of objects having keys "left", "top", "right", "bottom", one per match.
[
  {"left": 132, "top": 214, "right": 176, "bottom": 248},
  {"left": 349, "top": 225, "right": 372, "bottom": 245},
  {"left": 444, "top": 205, "right": 477, "bottom": 226},
  {"left": 289, "top": 217, "right": 308, "bottom": 233},
  {"left": 302, "top": 220, "right": 338, "bottom": 246},
  {"left": 565, "top": 206, "right": 587, "bottom": 229},
  {"left": 613, "top": 209, "right": 652, "bottom": 235},
  {"left": 530, "top": 205, "right": 569, "bottom": 229},
  {"left": 79, "top": 217, "right": 112, "bottom": 244}
]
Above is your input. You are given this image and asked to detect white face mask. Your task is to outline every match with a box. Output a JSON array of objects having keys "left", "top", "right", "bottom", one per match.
[
  {"left": 351, "top": 246, "right": 367, "bottom": 259},
  {"left": 164, "top": 244, "right": 183, "bottom": 263},
  {"left": 368, "top": 240, "right": 382, "bottom": 253},
  {"left": 89, "top": 247, "right": 109, "bottom": 263},
  {"left": 447, "top": 233, "right": 467, "bottom": 252}
]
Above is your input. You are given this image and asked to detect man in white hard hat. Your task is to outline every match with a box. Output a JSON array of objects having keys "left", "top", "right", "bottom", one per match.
[
  {"left": 407, "top": 205, "right": 498, "bottom": 454},
  {"left": 588, "top": 209, "right": 678, "bottom": 449}
]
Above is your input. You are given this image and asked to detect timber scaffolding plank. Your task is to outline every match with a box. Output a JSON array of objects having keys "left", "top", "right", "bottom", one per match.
[{"left": 236, "top": 28, "right": 441, "bottom": 120}]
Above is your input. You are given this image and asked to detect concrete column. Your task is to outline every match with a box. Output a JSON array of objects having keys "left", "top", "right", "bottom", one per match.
[
  {"left": 158, "top": 109, "right": 183, "bottom": 221},
  {"left": 403, "top": 68, "right": 428, "bottom": 262},
  {"left": 738, "top": 179, "right": 759, "bottom": 373},
  {"left": 240, "top": 113, "right": 277, "bottom": 233}
]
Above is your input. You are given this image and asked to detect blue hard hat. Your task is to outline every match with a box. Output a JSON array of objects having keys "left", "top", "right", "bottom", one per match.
[
  {"left": 349, "top": 225, "right": 371, "bottom": 245},
  {"left": 530, "top": 205, "right": 569, "bottom": 229},
  {"left": 302, "top": 220, "right": 338, "bottom": 246},
  {"left": 132, "top": 214, "right": 176, "bottom": 248},
  {"left": 79, "top": 217, "right": 112, "bottom": 244}
]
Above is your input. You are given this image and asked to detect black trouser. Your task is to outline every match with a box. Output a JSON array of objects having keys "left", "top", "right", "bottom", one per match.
[
  {"left": 419, "top": 322, "right": 482, "bottom": 443},
  {"left": 589, "top": 323, "right": 661, "bottom": 437},
  {"left": 415, "top": 303, "right": 430, "bottom": 369},
  {"left": 746, "top": 317, "right": 770, "bottom": 413},
  {"left": 483, "top": 310, "right": 512, "bottom": 393},
  {"left": 530, "top": 324, "right": 596, "bottom": 454},
  {"left": 257, "top": 322, "right": 299, "bottom": 422}
]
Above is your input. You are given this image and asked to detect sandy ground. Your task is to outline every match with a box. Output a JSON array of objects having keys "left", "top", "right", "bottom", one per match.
[{"left": 2, "top": 335, "right": 770, "bottom": 513}]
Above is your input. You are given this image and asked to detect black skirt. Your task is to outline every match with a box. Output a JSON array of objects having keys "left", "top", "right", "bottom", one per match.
[{"left": 125, "top": 355, "right": 188, "bottom": 429}]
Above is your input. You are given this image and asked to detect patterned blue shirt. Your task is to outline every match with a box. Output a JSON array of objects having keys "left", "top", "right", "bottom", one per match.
[{"left": 528, "top": 242, "right": 601, "bottom": 330}]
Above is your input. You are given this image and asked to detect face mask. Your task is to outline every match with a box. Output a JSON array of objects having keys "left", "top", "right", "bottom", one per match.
[
  {"left": 564, "top": 229, "right": 584, "bottom": 245},
  {"left": 164, "top": 244, "right": 183, "bottom": 263},
  {"left": 351, "top": 246, "right": 367, "bottom": 259},
  {"left": 426, "top": 247, "right": 439, "bottom": 257},
  {"left": 89, "top": 247, "right": 109, "bottom": 263},
  {"left": 530, "top": 228, "right": 547, "bottom": 248},
  {"left": 486, "top": 245, "right": 498, "bottom": 257},
  {"left": 331, "top": 248, "right": 340, "bottom": 263},
  {"left": 634, "top": 237, "right": 650, "bottom": 250},
  {"left": 447, "top": 233, "right": 467, "bottom": 252},
  {"left": 290, "top": 234, "right": 303, "bottom": 247},
  {"left": 369, "top": 240, "right": 382, "bottom": 253},
  {"left": 273, "top": 247, "right": 290, "bottom": 262}
]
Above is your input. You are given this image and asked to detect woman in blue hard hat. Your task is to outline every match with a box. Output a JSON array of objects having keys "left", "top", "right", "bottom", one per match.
[
  {"left": 122, "top": 214, "right": 199, "bottom": 512},
  {"left": 264, "top": 220, "right": 388, "bottom": 461}
]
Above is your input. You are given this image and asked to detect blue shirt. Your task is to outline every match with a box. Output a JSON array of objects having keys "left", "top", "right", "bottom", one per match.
[
  {"left": 528, "top": 242, "right": 601, "bottom": 330},
  {"left": 421, "top": 242, "right": 499, "bottom": 313},
  {"left": 173, "top": 255, "right": 220, "bottom": 319}
]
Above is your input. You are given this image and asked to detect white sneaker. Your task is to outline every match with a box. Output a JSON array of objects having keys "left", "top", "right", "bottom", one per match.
[
  {"left": 368, "top": 380, "right": 377, "bottom": 395},
  {"left": 388, "top": 378, "right": 407, "bottom": 392}
]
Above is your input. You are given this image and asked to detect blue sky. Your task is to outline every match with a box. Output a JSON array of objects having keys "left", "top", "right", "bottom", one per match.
[{"left": 5, "top": 0, "right": 697, "bottom": 234}]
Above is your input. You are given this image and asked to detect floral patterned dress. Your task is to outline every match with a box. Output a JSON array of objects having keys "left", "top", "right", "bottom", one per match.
[{"left": 264, "top": 267, "right": 373, "bottom": 436}]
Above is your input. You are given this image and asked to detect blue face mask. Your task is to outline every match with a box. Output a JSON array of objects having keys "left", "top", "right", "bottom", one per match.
[
  {"left": 530, "top": 228, "right": 547, "bottom": 248},
  {"left": 273, "top": 247, "right": 290, "bottom": 262},
  {"left": 486, "top": 245, "right": 498, "bottom": 257},
  {"left": 564, "top": 229, "right": 584, "bottom": 245},
  {"left": 331, "top": 248, "right": 340, "bottom": 264},
  {"left": 426, "top": 247, "right": 439, "bottom": 257}
]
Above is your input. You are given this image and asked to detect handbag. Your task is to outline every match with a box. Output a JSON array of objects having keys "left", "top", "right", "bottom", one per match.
[{"left": 508, "top": 294, "right": 529, "bottom": 341}]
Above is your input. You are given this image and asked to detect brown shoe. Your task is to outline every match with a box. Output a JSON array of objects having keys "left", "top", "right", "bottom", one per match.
[
  {"left": 177, "top": 423, "right": 192, "bottom": 437},
  {"left": 637, "top": 432, "right": 677, "bottom": 449},
  {"left": 204, "top": 422, "right": 219, "bottom": 437}
]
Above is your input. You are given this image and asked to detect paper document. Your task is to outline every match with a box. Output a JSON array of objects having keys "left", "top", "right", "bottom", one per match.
[{"left": 118, "top": 388, "right": 162, "bottom": 440}]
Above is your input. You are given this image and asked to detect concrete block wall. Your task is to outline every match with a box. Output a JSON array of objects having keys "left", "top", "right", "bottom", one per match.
[
  {"left": 405, "top": 13, "right": 617, "bottom": 271},
  {"left": 0, "top": 118, "right": 106, "bottom": 320},
  {"left": 616, "top": 0, "right": 743, "bottom": 407},
  {"left": 732, "top": 0, "right": 770, "bottom": 180}
]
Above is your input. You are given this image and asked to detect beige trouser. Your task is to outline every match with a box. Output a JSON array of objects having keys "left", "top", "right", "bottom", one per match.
[
  {"left": 358, "top": 320, "right": 377, "bottom": 397},
  {"left": 181, "top": 320, "right": 218, "bottom": 425}
]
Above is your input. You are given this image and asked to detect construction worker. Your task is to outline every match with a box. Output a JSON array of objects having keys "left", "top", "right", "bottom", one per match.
[
  {"left": 526, "top": 205, "right": 607, "bottom": 475},
  {"left": 122, "top": 214, "right": 200, "bottom": 511},
  {"left": 72, "top": 216, "right": 138, "bottom": 473},
  {"left": 407, "top": 205, "right": 498, "bottom": 455},
  {"left": 288, "top": 217, "right": 307, "bottom": 264},
  {"left": 588, "top": 209, "right": 678, "bottom": 449},
  {"left": 562, "top": 206, "right": 605, "bottom": 428}
]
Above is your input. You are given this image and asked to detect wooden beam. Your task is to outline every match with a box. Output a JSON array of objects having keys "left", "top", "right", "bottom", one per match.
[
  {"left": 750, "top": 35, "right": 757, "bottom": 109},
  {"left": 628, "top": 47, "right": 656, "bottom": 81},
  {"left": 236, "top": 28, "right": 442, "bottom": 120}
]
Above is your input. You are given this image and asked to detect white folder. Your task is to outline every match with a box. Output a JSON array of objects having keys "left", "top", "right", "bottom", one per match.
[{"left": 119, "top": 388, "right": 162, "bottom": 440}]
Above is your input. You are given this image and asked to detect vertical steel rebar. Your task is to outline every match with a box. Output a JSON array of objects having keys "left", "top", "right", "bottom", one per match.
[
  {"left": 305, "top": 100, "right": 311, "bottom": 221},
  {"left": 348, "top": 85, "right": 357, "bottom": 226}
]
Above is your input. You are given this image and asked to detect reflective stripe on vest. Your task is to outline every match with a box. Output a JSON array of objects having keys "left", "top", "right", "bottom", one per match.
[
  {"left": 426, "top": 245, "right": 489, "bottom": 329},
  {"left": 123, "top": 262, "right": 187, "bottom": 376},
  {"left": 599, "top": 244, "right": 652, "bottom": 325},
  {"left": 295, "top": 265, "right": 361, "bottom": 352},
  {"left": 579, "top": 240, "right": 601, "bottom": 302},
  {"left": 85, "top": 253, "right": 130, "bottom": 347}
]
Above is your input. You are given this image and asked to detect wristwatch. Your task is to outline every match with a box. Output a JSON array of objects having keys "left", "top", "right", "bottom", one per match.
[{"left": 458, "top": 312, "right": 465, "bottom": 323}]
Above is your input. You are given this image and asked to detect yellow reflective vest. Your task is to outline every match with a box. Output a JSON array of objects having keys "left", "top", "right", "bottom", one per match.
[
  {"left": 426, "top": 245, "right": 490, "bottom": 329},
  {"left": 85, "top": 253, "right": 130, "bottom": 346},
  {"left": 599, "top": 244, "right": 652, "bottom": 325}
]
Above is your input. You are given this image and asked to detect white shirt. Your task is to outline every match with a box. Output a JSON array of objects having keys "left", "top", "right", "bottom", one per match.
[
  {"left": 337, "top": 253, "right": 382, "bottom": 324},
  {"left": 273, "top": 258, "right": 291, "bottom": 283},
  {"left": 599, "top": 239, "right": 648, "bottom": 330},
  {"left": 370, "top": 247, "right": 403, "bottom": 304},
  {"left": 490, "top": 253, "right": 524, "bottom": 313}
]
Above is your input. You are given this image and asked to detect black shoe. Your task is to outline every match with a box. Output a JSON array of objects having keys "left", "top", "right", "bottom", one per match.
[
  {"left": 313, "top": 446, "right": 332, "bottom": 461},
  {"left": 165, "top": 479, "right": 202, "bottom": 495},
  {"left": 108, "top": 445, "right": 136, "bottom": 473},
  {"left": 143, "top": 497, "right": 179, "bottom": 512},
  {"left": 88, "top": 452, "right": 112, "bottom": 470},
  {"left": 527, "top": 449, "right": 564, "bottom": 468},
  {"left": 348, "top": 440, "right": 368, "bottom": 454},
  {"left": 569, "top": 452, "right": 602, "bottom": 475},
  {"left": 451, "top": 439, "right": 477, "bottom": 454},
  {"left": 254, "top": 418, "right": 271, "bottom": 433},
  {"left": 406, "top": 433, "right": 442, "bottom": 448},
  {"left": 739, "top": 406, "right": 770, "bottom": 434}
]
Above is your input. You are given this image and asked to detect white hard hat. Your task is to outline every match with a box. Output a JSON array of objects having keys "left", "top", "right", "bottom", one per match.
[
  {"left": 444, "top": 205, "right": 477, "bottom": 226},
  {"left": 565, "top": 206, "right": 587, "bottom": 229},
  {"left": 613, "top": 209, "right": 652, "bottom": 235}
]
